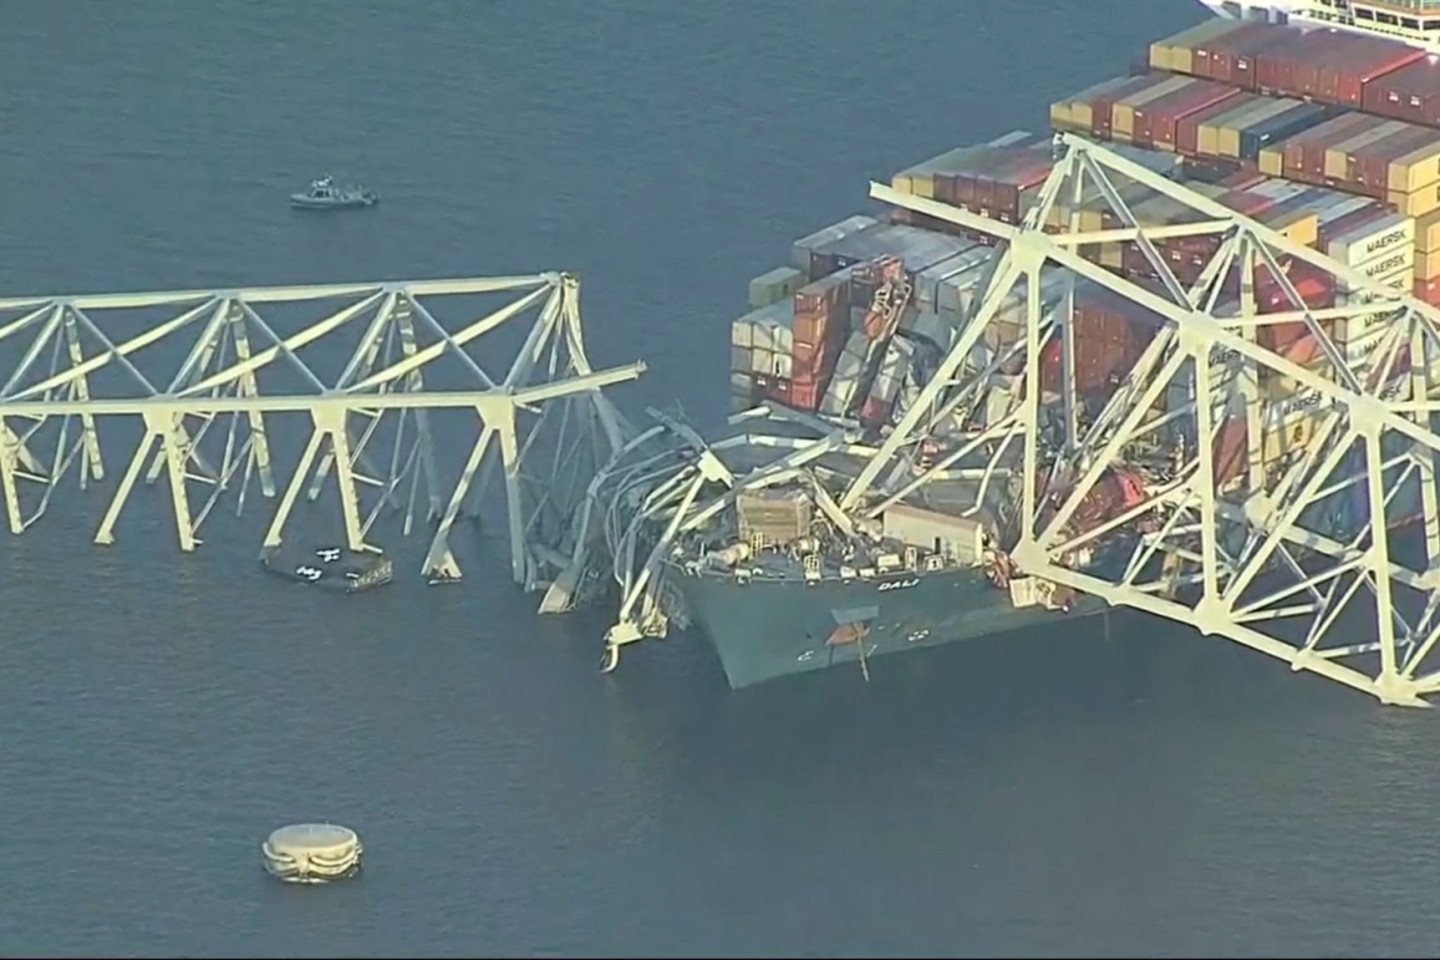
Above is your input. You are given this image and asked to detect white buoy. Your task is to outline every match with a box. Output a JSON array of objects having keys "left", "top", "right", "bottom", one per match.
[{"left": 261, "top": 823, "right": 363, "bottom": 883}]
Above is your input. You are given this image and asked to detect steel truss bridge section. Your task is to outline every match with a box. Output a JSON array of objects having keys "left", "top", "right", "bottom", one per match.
[
  {"left": 858, "top": 133, "right": 1440, "bottom": 707},
  {"left": 0, "top": 271, "right": 645, "bottom": 592},
  {"left": 583, "top": 134, "right": 1440, "bottom": 707}
]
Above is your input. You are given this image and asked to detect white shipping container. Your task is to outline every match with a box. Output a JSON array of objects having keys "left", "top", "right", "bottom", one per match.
[
  {"left": 819, "top": 375, "right": 864, "bottom": 417},
  {"left": 748, "top": 266, "right": 805, "bottom": 309},
  {"left": 731, "top": 372, "right": 752, "bottom": 393},
  {"left": 1327, "top": 212, "right": 1415, "bottom": 270},
  {"left": 731, "top": 317, "right": 753, "bottom": 349},
  {"left": 749, "top": 347, "right": 773, "bottom": 375},
  {"left": 730, "top": 346, "right": 750, "bottom": 372}
]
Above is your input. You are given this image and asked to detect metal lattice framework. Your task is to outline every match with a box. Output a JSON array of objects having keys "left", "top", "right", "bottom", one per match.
[
  {"left": 0, "top": 271, "right": 645, "bottom": 590},
  {"left": 582, "top": 134, "right": 1440, "bottom": 706},
  {"left": 856, "top": 133, "right": 1440, "bottom": 707}
]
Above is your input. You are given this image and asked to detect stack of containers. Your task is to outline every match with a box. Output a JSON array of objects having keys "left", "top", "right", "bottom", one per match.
[
  {"left": 1039, "top": 286, "right": 1162, "bottom": 401},
  {"left": 787, "top": 271, "right": 853, "bottom": 411},
  {"left": 790, "top": 215, "right": 876, "bottom": 282},
  {"left": 1252, "top": 29, "right": 1423, "bottom": 108},
  {"left": 729, "top": 300, "right": 795, "bottom": 411},
  {"left": 809, "top": 222, "right": 976, "bottom": 287},
  {"left": 930, "top": 142, "right": 1054, "bottom": 225},
  {"left": 1362, "top": 58, "right": 1440, "bottom": 129},
  {"left": 890, "top": 130, "right": 1039, "bottom": 199},
  {"left": 1148, "top": 18, "right": 1253, "bottom": 76},
  {"left": 1258, "top": 111, "right": 1440, "bottom": 217},
  {"left": 1050, "top": 74, "right": 1168, "bottom": 140}
]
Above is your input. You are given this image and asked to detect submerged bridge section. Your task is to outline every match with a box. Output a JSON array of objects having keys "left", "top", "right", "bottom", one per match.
[{"left": 0, "top": 271, "right": 645, "bottom": 591}]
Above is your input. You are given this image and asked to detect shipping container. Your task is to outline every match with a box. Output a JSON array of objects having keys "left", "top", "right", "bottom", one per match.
[
  {"left": 1150, "top": 18, "right": 1247, "bottom": 75},
  {"left": 1416, "top": 208, "right": 1440, "bottom": 253},
  {"left": 792, "top": 216, "right": 876, "bottom": 279},
  {"left": 1239, "top": 101, "right": 1336, "bottom": 163},
  {"left": 1415, "top": 248, "right": 1440, "bottom": 281},
  {"left": 1416, "top": 275, "right": 1440, "bottom": 306},
  {"left": 1388, "top": 180, "right": 1440, "bottom": 219},
  {"left": 1361, "top": 58, "right": 1440, "bottom": 130}
]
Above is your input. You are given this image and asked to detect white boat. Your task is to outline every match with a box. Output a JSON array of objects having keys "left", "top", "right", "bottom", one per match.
[
  {"left": 1195, "top": 0, "right": 1440, "bottom": 52},
  {"left": 290, "top": 174, "right": 378, "bottom": 210}
]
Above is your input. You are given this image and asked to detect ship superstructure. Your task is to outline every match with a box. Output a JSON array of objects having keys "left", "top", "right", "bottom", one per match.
[{"left": 1200, "top": 0, "right": 1440, "bottom": 50}]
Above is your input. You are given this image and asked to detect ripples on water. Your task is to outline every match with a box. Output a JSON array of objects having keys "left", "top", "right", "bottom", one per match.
[{"left": 1, "top": 1, "right": 1438, "bottom": 957}]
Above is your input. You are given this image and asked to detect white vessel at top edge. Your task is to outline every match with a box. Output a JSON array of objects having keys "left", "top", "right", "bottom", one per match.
[{"left": 1197, "top": 0, "right": 1440, "bottom": 52}]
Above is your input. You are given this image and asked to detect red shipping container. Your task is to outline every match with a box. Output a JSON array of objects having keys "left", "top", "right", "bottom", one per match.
[
  {"left": 788, "top": 378, "right": 827, "bottom": 412},
  {"left": 1415, "top": 276, "right": 1440, "bottom": 306},
  {"left": 1212, "top": 417, "right": 1248, "bottom": 488},
  {"left": 858, "top": 395, "right": 893, "bottom": 426},
  {"left": 1362, "top": 58, "right": 1440, "bottom": 130}
]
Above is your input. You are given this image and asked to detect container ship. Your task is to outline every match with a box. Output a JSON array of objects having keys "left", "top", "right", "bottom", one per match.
[{"left": 580, "top": 4, "right": 1440, "bottom": 688}]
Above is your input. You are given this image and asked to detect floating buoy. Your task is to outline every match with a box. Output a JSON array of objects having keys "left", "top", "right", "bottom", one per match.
[{"left": 261, "top": 823, "right": 362, "bottom": 884}]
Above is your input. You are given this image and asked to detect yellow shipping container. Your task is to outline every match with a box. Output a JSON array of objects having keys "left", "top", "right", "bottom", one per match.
[
  {"left": 1263, "top": 409, "right": 1317, "bottom": 465},
  {"left": 1258, "top": 147, "right": 1284, "bottom": 177},
  {"left": 1388, "top": 138, "right": 1440, "bottom": 195},
  {"left": 1264, "top": 209, "right": 1319, "bottom": 248},
  {"left": 1387, "top": 183, "right": 1440, "bottom": 219},
  {"left": 1417, "top": 209, "right": 1440, "bottom": 254},
  {"left": 1049, "top": 102, "right": 1075, "bottom": 132},
  {"left": 1417, "top": 248, "right": 1440, "bottom": 281}
]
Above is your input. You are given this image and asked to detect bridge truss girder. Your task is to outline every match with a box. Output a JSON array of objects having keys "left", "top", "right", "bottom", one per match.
[
  {"left": 0, "top": 272, "right": 644, "bottom": 591},
  {"left": 855, "top": 133, "right": 1440, "bottom": 707}
]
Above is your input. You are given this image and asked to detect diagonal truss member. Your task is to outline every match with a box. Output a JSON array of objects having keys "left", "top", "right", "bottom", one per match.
[
  {"left": 852, "top": 132, "right": 1440, "bottom": 707},
  {"left": 0, "top": 272, "right": 644, "bottom": 591}
]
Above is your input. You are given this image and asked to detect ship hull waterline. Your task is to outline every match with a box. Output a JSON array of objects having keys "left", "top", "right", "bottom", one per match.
[{"left": 670, "top": 563, "right": 1105, "bottom": 689}]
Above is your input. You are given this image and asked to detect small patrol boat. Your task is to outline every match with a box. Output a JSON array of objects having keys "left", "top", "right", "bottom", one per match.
[
  {"left": 260, "top": 543, "right": 393, "bottom": 593},
  {"left": 289, "top": 174, "right": 378, "bottom": 210}
]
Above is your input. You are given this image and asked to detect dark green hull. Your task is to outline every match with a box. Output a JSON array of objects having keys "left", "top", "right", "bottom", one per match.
[{"left": 672, "top": 564, "right": 1105, "bottom": 689}]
